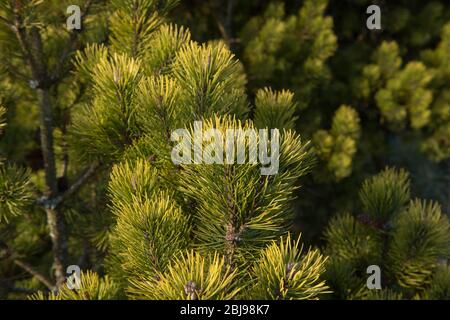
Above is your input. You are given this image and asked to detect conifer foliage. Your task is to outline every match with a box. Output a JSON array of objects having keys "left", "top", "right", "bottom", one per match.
[
  {"left": 323, "top": 168, "right": 450, "bottom": 299},
  {"left": 0, "top": 0, "right": 449, "bottom": 301},
  {"left": 0, "top": 0, "right": 329, "bottom": 300}
]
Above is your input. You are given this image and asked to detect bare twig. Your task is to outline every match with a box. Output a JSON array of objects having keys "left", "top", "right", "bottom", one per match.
[
  {"left": 12, "top": 0, "right": 66, "bottom": 287},
  {"left": 212, "top": 0, "right": 235, "bottom": 50},
  {"left": 13, "top": 259, "right": 55, "bottom": 291},
  {"left": 7, "top": 0, "right": 101, "bottom": 290},
  {"left": 225, "top": 0, "right": 234, "bottom": 41},
  {"left": 0, "top": 15, "right": 13, "bottom": 27},
  {"left": 52, "top": 162, "right": 101, "bottom": 208}
]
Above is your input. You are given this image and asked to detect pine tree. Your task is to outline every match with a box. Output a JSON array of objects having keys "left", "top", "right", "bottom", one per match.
[
  {"left": 0, "top": 0, "right": 449, "bottom": 301},
  {"left": 0, "top": 1, "right": 329, "bottom": 300}
]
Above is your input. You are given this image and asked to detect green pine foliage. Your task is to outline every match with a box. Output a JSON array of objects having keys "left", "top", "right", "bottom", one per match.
[
  {"left": 1, "top": 0, "right": 328, "bottom": 300},
  {"left": 424, "top": 266, "right": 450, "bottom": 299},
  {"left": 0, "top": 0, "right": 449, "bottom": 301},
  {"left": 29, "top": 270, "right": 121, "bottom": 300},
  {"left": 359, "top": 168, "right": 410, "bottom": 222},
  {"left": 313, "top": 105, "right": 361, "bottom": 180},
  {"left": 323, "top": 168, "right": 450, "bottom": 299},
  {"left": 249, "top": 234, "right": 329, "bottom": 300},
  {"left": 347, "top": 18, "right": 450, "bottom": 176},
  {"left": 421, "top": 23, "right": 450, "bottom": 161},
  {"left": 357, "top": 41, "right": 434, "bottom": 131},
  {"left": 133, "top": 250, "right": 241, "bottom": 300},
  {"left": 0, "top": 105, "right": 35, "bottom": 224},
  {"left": 0, "top": 164, "right": 34, "bottom": 223},
  {"left": 241, "top": 0, "right": 337, "bottom": 110},
  {"left": 253, "top": 88, "right": 298, "bottom": 130},
  {"left": 101, "top": 116, "right": 325, "bottom": 299}
]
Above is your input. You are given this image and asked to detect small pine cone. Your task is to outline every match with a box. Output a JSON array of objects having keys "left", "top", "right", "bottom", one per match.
[
  {"left": 285, "top": 261, "right": 298, "bottom": 279},
  {"left": 184, "top": 280, "right": 198, "bottom": 300},
  {"left": 357, "top": 213, "right": 372, "bottom": 226}
]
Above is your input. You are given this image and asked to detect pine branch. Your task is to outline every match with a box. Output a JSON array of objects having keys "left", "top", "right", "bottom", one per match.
[
  {"left": 11, "top": 1, "right": 66, "bottom": 287},
  {"left": 11, "top": 6, "right": 42, "bottom": 82},
  {"left": 8, "top": 2, "right": 100, "bottom": 286},
  {"left": 35, "top": 82, "right": 67, "bottom": 289},
  {"left": 0, "top": 15, "right": 13, "bottom": 28},
  {"left": 13, "top": 259, "right": 55, "bottom": 291},
  {"left": 212, "top": 0, "right": 235, "bottom": 49},
  {"left": 30, "top": 271, "right": 120, "bottom": 300},
  {"left": 225, "top": 0, "right": 234, "bottom": 37},
  {"left": 52, "top": 162, "right": 101, "bottom": 208}
]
